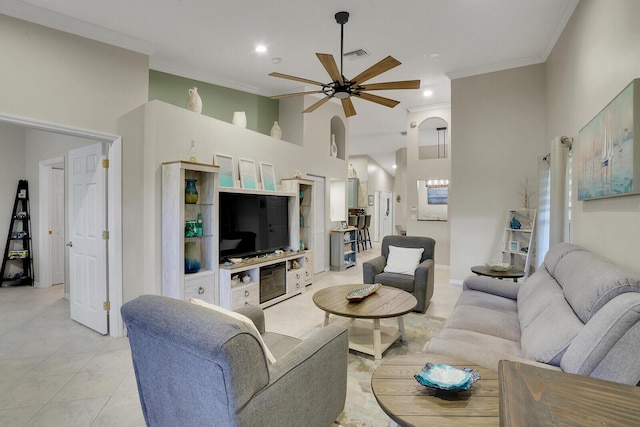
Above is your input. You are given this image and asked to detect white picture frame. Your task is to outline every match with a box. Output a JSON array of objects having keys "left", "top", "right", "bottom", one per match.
[
  {"left": 259, "top": 162, "right": 276, "bottom": 191},
  {"left": 214, "top": 154, "right": 235, "bottom": 188},
  {"left": 238, "top": 158, "right": 257, "bottom": 189},
  {"left": 509, "top": 240, "right": 520, "bottom": 252}
]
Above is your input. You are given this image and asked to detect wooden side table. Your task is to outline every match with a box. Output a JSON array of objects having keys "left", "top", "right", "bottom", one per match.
[
  {"left": 371, "top": 353, "right": 500, "bottom": 426},
  {"left": 471, "top": 265, "right": 524, "bottom": 282},
  {"left": 499, "top": 360, "right": 640, "bottom": 426}
]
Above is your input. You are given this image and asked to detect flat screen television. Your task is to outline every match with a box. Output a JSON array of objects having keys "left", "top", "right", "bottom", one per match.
[{"left": 219, "top": 192, "right": 290, "bottom": 261}]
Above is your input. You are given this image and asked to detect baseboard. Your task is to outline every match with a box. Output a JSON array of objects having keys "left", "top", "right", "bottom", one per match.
[{"left": 449, "top": 279, "right": 463, "bottom": 286}]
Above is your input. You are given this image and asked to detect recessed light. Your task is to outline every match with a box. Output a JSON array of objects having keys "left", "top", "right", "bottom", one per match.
[
  {"left": 392, "top": 164, "right": 397, "bottom": 169},
  {"left": 255, "top": 45, "right": 267, "bottom": 53},
  {"left": 429, "top": 53, "right": 439, "bottom": 58},
  {"left": 271, "top": 57, "right": 282, "bottom": 64},
  {"left": 423, "top": 89, "right": 433, "bottom": 97}
]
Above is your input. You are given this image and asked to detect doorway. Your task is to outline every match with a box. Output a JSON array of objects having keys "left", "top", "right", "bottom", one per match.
[
  {"left": 38, "top": 157, "right": 65, "bottom": 289},
  {"left": 1, "top": 113, "right": 124, "bottom": 337}
]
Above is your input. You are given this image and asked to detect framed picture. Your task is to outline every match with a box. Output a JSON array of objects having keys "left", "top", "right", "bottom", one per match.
[
  {"left": 341, "top": 220, "right": 348, "bottom": 229},
  {"left": 578, "top": 78, "right": 639, "bottom": 200},
  {"left": 214, "top": 154, "right": 235, "bottom": 188},
  {"left": 259, "top": 162, "right": 276, "bottom": 191},
  {"left": 509, "top": 241, "right": 520, "bottom": 252},
  {"left": 238, "top": 158, "right": 257, "bottom": 189}
]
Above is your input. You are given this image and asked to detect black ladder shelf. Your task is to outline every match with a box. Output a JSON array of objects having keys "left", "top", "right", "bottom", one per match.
[{"left": 1, "top": 180, "right": 34, "bottom": 286}]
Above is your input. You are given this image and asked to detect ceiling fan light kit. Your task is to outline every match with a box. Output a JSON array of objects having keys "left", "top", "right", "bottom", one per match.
[{"left": 270, "top": 11, "right": 420, "bottom": 117}]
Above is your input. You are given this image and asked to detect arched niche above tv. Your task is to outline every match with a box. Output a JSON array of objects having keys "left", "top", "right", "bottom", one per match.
[{"left": 330, "top": 116, "right": 346, "bottom": 160}]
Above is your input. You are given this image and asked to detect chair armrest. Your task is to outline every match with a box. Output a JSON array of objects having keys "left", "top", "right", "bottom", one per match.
[
  {"left": 363, "top": 255, "right": 386, "bottom": 283},
  {"left": 415, "top": 259, "right": 434, "bottom": 281},
  {"left": 235, "top": 305, "right": 265, "bottom": 334},
  {"left": 463, "top": 275, "right": 519, "bottom": 300},
  {"left": 240, "top": 325, "right": 349, "bottom": 426}
]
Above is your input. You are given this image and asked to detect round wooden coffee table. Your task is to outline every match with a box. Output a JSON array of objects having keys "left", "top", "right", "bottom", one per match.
[
  {"left": 371, "top": 353, "right": 499, "bottom": 426},
  {"left": 312, "top": 284, "right": 417, "bottom": 360}
]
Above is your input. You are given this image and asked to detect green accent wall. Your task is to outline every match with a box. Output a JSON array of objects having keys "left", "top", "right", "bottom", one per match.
[{"left": 149, "top": 70, "right": 279, "bottom": 135}]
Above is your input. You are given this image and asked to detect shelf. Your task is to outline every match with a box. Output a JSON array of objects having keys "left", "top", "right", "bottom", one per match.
[
  {"left": 501, "top": 250, "right": 527, "bottom": 256},
  {"left": 506, "top": 228, "right": 532, "bottom": 232}
]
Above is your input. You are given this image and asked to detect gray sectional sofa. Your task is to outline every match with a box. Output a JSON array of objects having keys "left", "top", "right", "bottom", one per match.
[{"left": 424, "top": 243, "right": 640, "bottom": 385}]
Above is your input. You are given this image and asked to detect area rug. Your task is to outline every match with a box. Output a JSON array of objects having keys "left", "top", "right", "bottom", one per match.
[{"left": 303, "top": 313, "right": 446, "bottom": 427}]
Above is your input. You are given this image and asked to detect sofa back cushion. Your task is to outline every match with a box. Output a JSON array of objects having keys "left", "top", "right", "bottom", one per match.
[
  {"left": 518, "top": 267, "right": 583, "bottom": 365},
  {"left": 554, "top": 250, "right": 640, "bottom": 323},
  {"left": 543, "top": 242, "right": 582, "bottom": 277}
]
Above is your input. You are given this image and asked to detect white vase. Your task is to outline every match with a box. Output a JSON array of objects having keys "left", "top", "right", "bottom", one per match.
[
  {"left": 330, "top": 134, "right": 338, "bottom": 157},
  {"left": 232, "top": 111, "right": 247, "bottom": 128},
  {"left": 270, "top": 121, "right": 282, "bottom": 139},
  {"left": 186, "top": 87, "right": 202, "bottom": 113}
]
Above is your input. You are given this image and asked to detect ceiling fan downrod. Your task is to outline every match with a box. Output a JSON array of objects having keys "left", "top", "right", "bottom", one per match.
[{"left": 335, "top": 11, "right": 349, "bottom": 82}]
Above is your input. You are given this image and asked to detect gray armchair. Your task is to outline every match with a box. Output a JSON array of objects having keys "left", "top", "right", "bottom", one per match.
[
  {"left": 121, "top": 295, "right": 348, "bottom": 427},
  {"left": 363, "top": 235, "right": 435, "bottom": 313}
]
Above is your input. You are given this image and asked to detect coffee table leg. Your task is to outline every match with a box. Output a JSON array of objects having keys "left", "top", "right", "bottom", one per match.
[
  {"left": 323, "top": 311, "right": 330, "bottom": 326},
  {"left": 398, "top": 316, "right": 406, "bottom": 342},
  {"left": 373, "top": 318, "right": 382, "bottom": 361}
]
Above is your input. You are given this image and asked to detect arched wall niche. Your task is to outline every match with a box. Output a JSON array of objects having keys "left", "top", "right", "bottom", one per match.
[
  {"left": 418, "top": 116, "right": 448, "bottom": 160},
  {"left": 330, "top": 116, "right": 346, "bottom": 159}
]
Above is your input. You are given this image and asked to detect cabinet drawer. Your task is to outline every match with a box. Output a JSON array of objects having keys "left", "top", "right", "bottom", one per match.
[
  {"left": 184, "top": 272, "right": 214, "bottom": 303},
  {"left": 287, "top": 270, "right": 304, "bottom": 293},
  {"left": 231, "top": 283, "right": 259, "bottom": 310}
]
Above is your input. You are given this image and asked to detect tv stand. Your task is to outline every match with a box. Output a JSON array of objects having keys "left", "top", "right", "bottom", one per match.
[{"left": 219, "top": 251, "right": 311, "bottom": 310}]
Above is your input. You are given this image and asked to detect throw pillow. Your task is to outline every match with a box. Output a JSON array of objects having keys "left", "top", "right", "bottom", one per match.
[
  {"left": 383, "top": 245, "right": 424, "bottom": 275},
  {"left": 190, "top": 298, "right": 276, "bottom": 364}
]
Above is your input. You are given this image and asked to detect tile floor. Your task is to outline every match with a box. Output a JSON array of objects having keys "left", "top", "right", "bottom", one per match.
[{"left": 0, "top": 241, "right": 461, "bottom": 426}]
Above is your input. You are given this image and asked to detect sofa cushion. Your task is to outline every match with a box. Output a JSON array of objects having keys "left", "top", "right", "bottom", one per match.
[
  {"left": 374, "top": 272, "right": 415, "bottom": 291},
  {"left": 190, "top": 298, "right": 276, "bottom": 363},
  {"left": 554, "top": 251, "right": 640, "bottom": 323},
  {"left": 383, "top": 245, "right": 424, "bottom": 275},
  {"left": 517, "top": 268, "right": 563, "bottom": 328},
  {"left": 445, "top": 304, "right": 521, "bottom": 342},
  {"left": 456, "top": 289, "right": 518, "bottom": 312},
  {"left": 543, "top": 242, "right": 582, "bottom": 277}
]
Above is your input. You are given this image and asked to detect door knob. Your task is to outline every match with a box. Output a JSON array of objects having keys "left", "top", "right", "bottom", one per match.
[{"left": 66, "top": 241, "right": 73, "bottom": 247}]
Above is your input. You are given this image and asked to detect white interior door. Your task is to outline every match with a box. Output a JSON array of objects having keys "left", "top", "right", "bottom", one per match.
[
  {"left": 380, "top": 191, "right": 393, "bottom": 238},
  {"left": 69, "top": 143, "right": 108, "bottom": 335},
  {"left": 309, "top": 175, "right": 326, "bottom": 273},
  {"left": 50, "top": 167, "right": 65, "bottom": 285}
]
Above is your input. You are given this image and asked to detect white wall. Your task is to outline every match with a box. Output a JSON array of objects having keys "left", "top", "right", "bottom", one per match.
[
  {"left": 450, "top": 65, "right": 546, "bottom": 283},
  {"left": 0, "top": 14, "right": 149, "bottom": 134},
  {"left": 406, "top": 106, "right": 452, "bottom": 266},
  {"left": 545, "top": 0, "right": 640, "bottom": 276}
]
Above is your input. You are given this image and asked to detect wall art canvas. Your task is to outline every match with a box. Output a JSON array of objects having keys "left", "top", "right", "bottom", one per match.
[
  {"left": 417, "top": 179, "right": 448, "bottom": 221},
  {"left": 578, "top": 79, "right": 640, "bottom": 200},
  {"left": 214, "top": 154, "right": 235, "bottom": 188},
  {"left": 239, "top": 158, "right": 257, "bottom": 190}
]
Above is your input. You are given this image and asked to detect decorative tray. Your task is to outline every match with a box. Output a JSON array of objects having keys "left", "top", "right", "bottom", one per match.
[
  {"left": 414, "top": 363, "right": 480, "bottom": 392},
  {"left": 485, "top": 262, "right": 512, "bottom": 272},
  {"left": 345, "top": 283, "right": 382, "bottom": 302}
]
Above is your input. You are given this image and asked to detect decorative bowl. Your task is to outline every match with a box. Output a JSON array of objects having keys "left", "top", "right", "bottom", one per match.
[
  {"left": 485, "top": 262, "right": 512, "bottom": 272},
  {"left": 414, "top": 363, "right": 480, "bottom": 392}
]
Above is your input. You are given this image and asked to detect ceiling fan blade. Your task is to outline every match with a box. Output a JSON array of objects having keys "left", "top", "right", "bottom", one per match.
[
  {"left": 341, "top": 98, "right": 356, "bottom": 117},
  {"left": 358, "top": 80, "right": 421, "bottom": 91},
  {"left": 303, "top": 96, "right": 331, "bottom": 113},
  {"left": 316, "top": 53, "right": 344, "bottom": 85},
  {"left": 356, "top": 92, "right": 400, "bottom": 109},
  {"left": 269, "top": 72, "right": 326, "bottom": 87},
  {"left": 350, "top": 56, "right": 401, "bottom": 85},
  {"left": 271, "top": 90, "right": 324, "bottom": 99}
]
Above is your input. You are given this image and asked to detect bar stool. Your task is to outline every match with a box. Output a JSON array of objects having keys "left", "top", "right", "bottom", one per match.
[
  {"left": 356, "top": 215, "right": 366, "bottom": 252},
  {"left": 363, "top": 215, "right": 372, "bottom": 249}
]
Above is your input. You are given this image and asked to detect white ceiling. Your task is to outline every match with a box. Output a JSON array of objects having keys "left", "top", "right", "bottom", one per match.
[{"left": 1, "top": 0, "right": 578, "bottom": 175}]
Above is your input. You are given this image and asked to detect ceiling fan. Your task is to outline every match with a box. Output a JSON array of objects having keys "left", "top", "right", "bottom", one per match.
[{"left": 269, "top": 11, "right": 421, "bottom": 117}]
